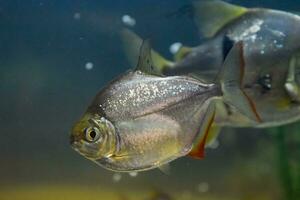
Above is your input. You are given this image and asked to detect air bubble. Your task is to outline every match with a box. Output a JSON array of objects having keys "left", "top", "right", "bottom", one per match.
[
  {"left": 129, "top": 171, "right": 138, "bottom": 177},
  {"left": 122, "top": 15, "right": 136, "bottom": 27},
  {"left": 197, "top": 182, "right": 209, "bottom": 193},
  {"left": 208, "top": 140, "right": 219, "bottom": 149},
  {"left": 74, "top": 12, "right": 81, "bottom": 20},
  {"left": 85, "top": 62, "right": 94, "bottom": 70},
  {"left": 112, "top": 173, "right": 122, "bottom": 182},
  {"left": 169, "top": 42, "right": 182, "bottom": 54}
]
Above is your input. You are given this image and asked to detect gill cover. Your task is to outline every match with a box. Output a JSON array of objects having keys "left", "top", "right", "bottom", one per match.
[
  {"left": 88, "top": 116, "right": 118, "bottom": 158},
  {"left": 220, "top": 41, "right": 262, "bottom": 123}
]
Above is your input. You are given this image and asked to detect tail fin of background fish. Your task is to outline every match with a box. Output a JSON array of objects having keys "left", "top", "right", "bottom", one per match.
[
  {"left": 120, "top": 28, "right": 174, "bottom": 74},
  {"left": 192, "top": 0, "right": 247, "bottom": 38},
  {"left": 220, "top": 41, "right": 262, "bottom": 123}
]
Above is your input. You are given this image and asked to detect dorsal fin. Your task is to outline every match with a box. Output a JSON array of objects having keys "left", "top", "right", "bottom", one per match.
[
  {"left": 120, "top": 28, "right": 173, "bottom": 74},
  {"left": 120, "top": 28, "right": 143, "bottom": 68},
  {"left": 193, "top": 0, "right": 247, "bottom": 38},
  {"left": 136, "top": 40, "right": 157, "bottom": 75}
]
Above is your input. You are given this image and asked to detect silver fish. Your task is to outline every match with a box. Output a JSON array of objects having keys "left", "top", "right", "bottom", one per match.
[{"left": 70, "top": 40, "right": 253, "bottom": 172}]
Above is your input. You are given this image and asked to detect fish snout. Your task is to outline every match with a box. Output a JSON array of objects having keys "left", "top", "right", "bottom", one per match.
[
  {"left": 70, "top": 134, "right": 81, "bottom": 149},
  {"left": 70, "top": 134, "right": 75, "bottom": 145}
]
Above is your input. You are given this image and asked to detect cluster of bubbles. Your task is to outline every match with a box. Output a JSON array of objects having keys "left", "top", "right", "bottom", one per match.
[{"left": 112, "top": 171, "right": 139, "bottom": 183}]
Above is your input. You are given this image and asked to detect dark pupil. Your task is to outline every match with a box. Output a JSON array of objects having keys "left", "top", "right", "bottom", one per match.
[{"left": 89, "top": 130, "right": 96, "bottom": 139}]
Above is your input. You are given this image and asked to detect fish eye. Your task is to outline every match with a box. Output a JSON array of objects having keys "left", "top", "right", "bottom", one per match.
[{"left": 85, "top": 127, "right": 101, "bottom": 142}]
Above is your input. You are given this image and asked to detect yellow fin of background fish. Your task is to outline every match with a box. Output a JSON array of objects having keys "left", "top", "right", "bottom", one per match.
[
  {"left": 205, "top": 123, "right": 221, "bottom": 147},
  {"left": 120, "top": 28, "right": 173, "bottom": 74},
  {"left": 220, "top": 41, "right": 262, "bottom": 123},
  {"left": 189, "top": 100, "right": 217, "bottom": 159},
  {"left": 285, "top": 53, "right": 300, "bottom": 102},
  {"left": 174, "top": 46, "right": 193, "bottom": 62},
  {"left": 192, "top": 0, "right": 247, "bottom": 38}
]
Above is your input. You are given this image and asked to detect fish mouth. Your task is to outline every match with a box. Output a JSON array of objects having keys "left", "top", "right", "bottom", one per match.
[
  {"left": 70, "top": 140, "right": 81, "bottom": 152},
  {"left": 70, "top": 139, "right": 104, "bottom": 160},
  {"left": 70, "top": 133, "right": 82, "bottom": 150}
]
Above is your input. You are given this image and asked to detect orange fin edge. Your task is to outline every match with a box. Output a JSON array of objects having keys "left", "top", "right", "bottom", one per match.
[{"left": 188, "top": 111, "right": 216, "bottom": 159}]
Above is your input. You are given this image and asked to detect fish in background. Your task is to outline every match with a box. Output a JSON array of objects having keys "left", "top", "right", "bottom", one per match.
[
  {"left": 70, "top": 36, "right": 258, "bottom": 172},
  {"left": 121, "top": 0, "right": 300, "bottom": 130}
]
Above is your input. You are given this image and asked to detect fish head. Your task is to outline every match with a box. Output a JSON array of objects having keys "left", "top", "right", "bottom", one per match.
[{"left": 70, "top": 113, "right": 118, "bottom": 160}]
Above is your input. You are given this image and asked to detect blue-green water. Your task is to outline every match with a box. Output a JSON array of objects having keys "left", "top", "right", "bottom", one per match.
[{"left": 0, "top": 0, "right": 299, "bottom": 199}]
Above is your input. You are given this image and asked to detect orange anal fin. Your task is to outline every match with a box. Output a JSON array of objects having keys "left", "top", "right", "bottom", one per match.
[{"left": 188, "top": 111, "right": 216, "bottom": 159}]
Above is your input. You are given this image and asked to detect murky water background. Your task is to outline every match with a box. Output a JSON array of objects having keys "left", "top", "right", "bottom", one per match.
[{"left": 0, "top": 0, "right": 299, "bottom": 199}]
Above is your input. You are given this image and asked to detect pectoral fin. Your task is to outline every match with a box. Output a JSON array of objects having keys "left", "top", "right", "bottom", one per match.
[
  {"left": 193, "top": 0, "right": 247, "bottom": 38},
  {"left": 158, "top": 164, "right": 171, "bottom": 175},
  {"left": 220, "top": 41, "right": 262, "bottom": 123},
  {"left": 189, "top": 101, "right": 217, "bottom": 159},
  {"left": 205, "top": 123, "right": 221, "bottom": 147},
  {"left": 120, "top": 28, "right": 173, "bottom": 74}
]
